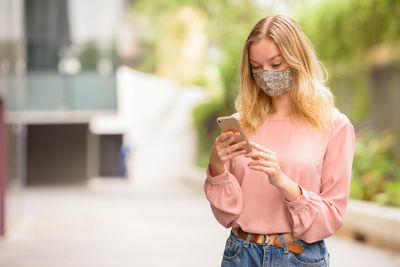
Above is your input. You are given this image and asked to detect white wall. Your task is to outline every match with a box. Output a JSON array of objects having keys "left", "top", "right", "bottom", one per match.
[{"left": 90, "top": 66, "right": 208, "bottom": 188}]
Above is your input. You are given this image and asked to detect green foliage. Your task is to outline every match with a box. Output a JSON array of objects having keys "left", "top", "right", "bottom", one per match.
[
  {"left": 298, "top": 0, "right": 400, "bottom": 64},
  {"left": 327, "top": 68, "right": 371, "bottom": 124},
  {"left": 297, "top": 0, "right": 400, "bottom": 125},
  {"left": 350, "top": 129, "right": 400, "bottom": 207},
  {"left": 79, "top": 42, "right": 98, "bottom": 70},
  {"left": 191, "top": 98, "right": 224, "bottom": 167}
]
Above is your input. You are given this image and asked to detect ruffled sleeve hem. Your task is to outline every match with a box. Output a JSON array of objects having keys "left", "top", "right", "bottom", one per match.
[
  {"left": 205, "top": 162, "right": 232, "bottom": 185},
  {"left": 285, "top": 185, "right": 311, "bottom": 213}
]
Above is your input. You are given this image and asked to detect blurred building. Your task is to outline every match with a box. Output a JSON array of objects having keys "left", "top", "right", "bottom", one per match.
[{"left": 1, "top": 0, "right": 128, "bottom": 193}]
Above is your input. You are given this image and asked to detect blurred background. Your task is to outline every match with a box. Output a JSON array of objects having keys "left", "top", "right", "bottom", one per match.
[{"left": 0, "top": 0, "right": 399, "bottom": 266}]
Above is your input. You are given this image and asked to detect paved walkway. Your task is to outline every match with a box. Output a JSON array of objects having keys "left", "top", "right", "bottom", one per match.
[{"left": 0, "top": 178, "right": 399, "bottom": 267}]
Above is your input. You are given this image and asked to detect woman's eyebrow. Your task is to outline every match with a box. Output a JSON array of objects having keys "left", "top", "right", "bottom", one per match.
[{"left": 250, "top": 54, "right": 281, "bottom": 64}]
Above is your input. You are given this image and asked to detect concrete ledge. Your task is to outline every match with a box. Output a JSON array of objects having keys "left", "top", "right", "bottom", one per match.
[{"left": 338, "top": 199, "right": 400, "bottom": 252}]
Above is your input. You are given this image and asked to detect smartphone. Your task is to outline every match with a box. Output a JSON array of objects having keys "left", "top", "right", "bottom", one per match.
[{"left": 216, "top": 115, "right": 252, "bottom": 152}]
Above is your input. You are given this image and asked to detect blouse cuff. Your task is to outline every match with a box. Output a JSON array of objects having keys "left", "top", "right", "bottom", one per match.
[
  {"left": 285, "top": 185, "right": 310, "bottom": 212},
  {"left": 205, "top": 163, "right": 231, "bottom": 185}
]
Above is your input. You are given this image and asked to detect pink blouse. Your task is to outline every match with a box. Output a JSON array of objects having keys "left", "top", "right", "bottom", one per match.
[{"left": 203, "top": 110, "right": 356, "bottom": 243}]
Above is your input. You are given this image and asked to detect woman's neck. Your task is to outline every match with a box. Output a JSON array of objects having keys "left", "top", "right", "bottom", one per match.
[{"left": 270, "top": 93, "right": 291, "bottom": 117}]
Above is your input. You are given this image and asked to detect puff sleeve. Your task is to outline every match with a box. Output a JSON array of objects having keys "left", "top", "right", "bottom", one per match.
[{"left": 203, "top": 159, "right": 243, "bottom": 228}]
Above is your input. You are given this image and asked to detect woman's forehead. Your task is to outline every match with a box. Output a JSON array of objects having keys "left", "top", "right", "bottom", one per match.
[{"left": 249, "top": 39, "right": 281, "bottom": 63}]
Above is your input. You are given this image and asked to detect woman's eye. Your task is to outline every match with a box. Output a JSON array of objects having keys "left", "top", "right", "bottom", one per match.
[
  {"left": 252, "top": 66, "right": 261, "bottom": 70},
  {"left": 272, "top": 63, "right": 282, "bottom": 68}
]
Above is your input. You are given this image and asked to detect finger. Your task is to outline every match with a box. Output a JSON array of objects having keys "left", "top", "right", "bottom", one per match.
[
  {"left": 229, "top": 140, "right": 248, "bottom": 152},
  {"left": 244, "top": 149, "right": 260, "bottom": 160},
  {"left": 222, "top": 149, "right": 248, "bottom": 161},
  {"left": 218, "top": 131, "right": 233, "bottom": 143},
  {"left": 245, "top": 149, "right": 274, "bottom": 161},
  {"left": 248, "top": 160, "right": 277, "bottom": 169},
  {"left": 217, "top": 142, "right": 234, "bottom": 160},
  {"left": 248, "top": 165, "right": 274, "bottom": 173},
  {"left": 217, "top": 132, "right": 234, "bottom": 146},
  {"left": 249, "top": 141, "right": 277, "bottom": 156},
  {"left": 221, "top": 132, "right": 240, "bottom": 147},
  {"left": 258, "top": 151, "right": 275, "bottom": 161},
  {"left": 221, "top": 149, "right": 247, "bottom": 161},
  {"left": 222, "top": 130, "right": 234, "bottom": 136}
]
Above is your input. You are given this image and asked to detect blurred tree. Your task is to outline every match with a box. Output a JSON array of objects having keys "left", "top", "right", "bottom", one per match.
[
  {"left": 351, "top": 129, "right": 400, "bottom": 207},
  {"left": 156, "top": 6, "right": 208, "bottom": 84},
  {"left": 298, "top": 0, "right": 400, "bottom": 64},
  {"left": 297, "top": 0, "right": 400, "bottom": 124},
  {"left": 130, "top": 0, "right": 268, "bottom": 100}
]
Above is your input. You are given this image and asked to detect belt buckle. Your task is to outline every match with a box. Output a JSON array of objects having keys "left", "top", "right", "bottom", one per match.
[{"left": 263, "top": 234, "right": 270, "bottom": 245}]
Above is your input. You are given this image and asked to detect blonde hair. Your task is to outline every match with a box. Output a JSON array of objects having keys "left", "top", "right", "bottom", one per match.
[{"left": 235, "top": 14, "right": 337, "bottom": 135}]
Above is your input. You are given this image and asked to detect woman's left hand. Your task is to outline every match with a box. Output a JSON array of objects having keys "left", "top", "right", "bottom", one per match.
[{"left": 245, "top": 141, "right": 284, "bottom": 187}]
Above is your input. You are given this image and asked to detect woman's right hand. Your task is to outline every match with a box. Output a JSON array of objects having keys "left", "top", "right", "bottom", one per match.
[{"left": 209, "top": 131, "right": 249, "bottom": 176}]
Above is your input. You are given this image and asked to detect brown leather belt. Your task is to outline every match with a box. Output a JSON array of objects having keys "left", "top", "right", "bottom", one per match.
[{"left": 232, "top": 228, "right": 304, "bottom": 254}]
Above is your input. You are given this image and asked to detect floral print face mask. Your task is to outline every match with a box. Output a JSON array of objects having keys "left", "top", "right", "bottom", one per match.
[{"left": 253, "top": 67, "right": 294, "bottom": 96}]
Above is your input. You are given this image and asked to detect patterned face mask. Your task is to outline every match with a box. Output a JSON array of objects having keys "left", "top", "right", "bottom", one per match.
[{"left": 253, "top": 67, "right": 294, "bottom": 96}]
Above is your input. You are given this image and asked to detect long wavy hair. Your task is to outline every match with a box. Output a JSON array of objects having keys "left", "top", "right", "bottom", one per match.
[{"left": 235, "top": 15, "right": 338, "bottom": 136}]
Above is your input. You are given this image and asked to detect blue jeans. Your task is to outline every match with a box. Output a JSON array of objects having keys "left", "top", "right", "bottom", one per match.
[{"left": 221, "top": 230, "right": 330, "bottom": 267}]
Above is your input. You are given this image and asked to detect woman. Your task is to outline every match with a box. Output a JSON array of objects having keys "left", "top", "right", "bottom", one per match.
[{"left": 204, "top": 14, "right": 356, "bottom": 267}]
